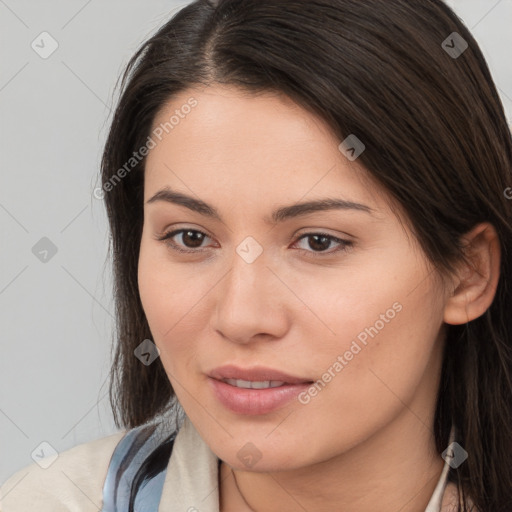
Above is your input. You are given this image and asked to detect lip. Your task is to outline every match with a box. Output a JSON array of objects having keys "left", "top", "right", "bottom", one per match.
[
  {"left": 208, "top": 365, "right": 312, "bottom": 384},
  {"left": 208, "top": 365, "right": 314, "bottom": 415}
]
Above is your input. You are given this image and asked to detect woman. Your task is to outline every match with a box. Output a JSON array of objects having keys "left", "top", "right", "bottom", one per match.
[{"left": 2, "top": 0, "right": 511, "bottom": 510}]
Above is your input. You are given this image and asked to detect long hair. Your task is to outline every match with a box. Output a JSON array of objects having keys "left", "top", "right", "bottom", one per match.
[{"left": 100, "top": 1, "right": 512, "bottom": 510}]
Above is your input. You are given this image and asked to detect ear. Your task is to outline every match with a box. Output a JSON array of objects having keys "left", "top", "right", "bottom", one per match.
[{"left": 443, "top": 222, "right": 501, "bottom": 325}]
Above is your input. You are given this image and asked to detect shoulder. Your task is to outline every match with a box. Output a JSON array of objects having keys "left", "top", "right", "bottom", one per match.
[{"left": 0, "top": 430, "right": 126, "bottom": 512}]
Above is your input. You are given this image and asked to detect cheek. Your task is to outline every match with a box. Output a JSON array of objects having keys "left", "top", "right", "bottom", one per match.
[
  {"left": 137, "top": 238, "right": 212, "bottom": 369},
  {"left": 304, "top": 262, "right": 444, "bottom": 430},
  {"left": 301, "top": 245, "right": 440, "bottom": 375},
  {"left": 292, "top": 252, "right": 405, "bottom": 356}
]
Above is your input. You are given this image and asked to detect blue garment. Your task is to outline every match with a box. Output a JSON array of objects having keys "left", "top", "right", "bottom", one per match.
[{"left": 100, "top": 422, "right": 176, "bottom": 512}]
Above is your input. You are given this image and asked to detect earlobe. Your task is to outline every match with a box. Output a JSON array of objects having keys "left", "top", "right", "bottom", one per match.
[{"left": 443, "top": 222, "right": 501, "bottom": 325}]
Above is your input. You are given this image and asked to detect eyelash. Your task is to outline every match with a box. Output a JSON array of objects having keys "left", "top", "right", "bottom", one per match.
[{"left": 156, "top": 228, "right": 353, "bottom": 257}]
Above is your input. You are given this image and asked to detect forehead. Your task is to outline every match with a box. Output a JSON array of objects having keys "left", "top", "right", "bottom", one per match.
[{"left": 144, "top": 84, "right": 389, "bottom": 216}]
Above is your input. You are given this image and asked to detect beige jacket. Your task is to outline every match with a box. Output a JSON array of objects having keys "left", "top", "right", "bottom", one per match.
[{"left": 0, "top": 416, "right": 464, "bottom": 511}]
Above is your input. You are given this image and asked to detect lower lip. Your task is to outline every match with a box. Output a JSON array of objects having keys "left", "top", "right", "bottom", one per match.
[{"left": 208, "top": 377, "right": 312, "bottom": 415}]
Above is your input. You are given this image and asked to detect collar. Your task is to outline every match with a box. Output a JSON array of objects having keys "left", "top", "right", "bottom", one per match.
[{"left": 159, "top": 416, "right": 456, "bottom": 512}]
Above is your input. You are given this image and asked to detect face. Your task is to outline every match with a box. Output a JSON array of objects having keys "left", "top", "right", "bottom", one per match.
[{"left": 138, "top": 84, "right": 449, "bottom": 471}]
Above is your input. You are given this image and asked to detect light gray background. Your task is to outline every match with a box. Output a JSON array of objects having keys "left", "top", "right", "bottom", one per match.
[{"left": 1, "top": 0, "right": 511, "bottom": 485}]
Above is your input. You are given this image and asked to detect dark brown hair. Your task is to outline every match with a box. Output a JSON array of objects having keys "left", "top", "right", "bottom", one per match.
[{"left": 100, "top": 1, "right": 512, "bottom": 510}]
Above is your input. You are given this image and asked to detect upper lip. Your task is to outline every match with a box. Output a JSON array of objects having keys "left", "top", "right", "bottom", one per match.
[{"left": 209, "top": 365, "right": 313, "bottom": 384}]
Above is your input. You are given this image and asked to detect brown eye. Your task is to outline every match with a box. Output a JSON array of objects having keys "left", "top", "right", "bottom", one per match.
[
  {"left": 158, "top": 229, "right": 211, "bottom": 252},
  {"left": 157, "top": 228, "right": 353, "bottom": 257},
  {"left": 294, "top": 233, "right": 353, "bottom": 255}
]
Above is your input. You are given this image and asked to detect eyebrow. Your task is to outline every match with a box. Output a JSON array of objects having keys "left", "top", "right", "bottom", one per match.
[{"left": 145, "top": 187, "right": 375, "bottom": 224}]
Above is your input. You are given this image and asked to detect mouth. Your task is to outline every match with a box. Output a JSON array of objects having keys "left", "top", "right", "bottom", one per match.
[
  {"left": 207, "top": 365, "right": 315, "bottom": 415},
  {"left": 208, "top": 364, "right": 313, "bottom": 385},
  {"left": 221, "top": 378, "right": 289, "bottom": 389}
]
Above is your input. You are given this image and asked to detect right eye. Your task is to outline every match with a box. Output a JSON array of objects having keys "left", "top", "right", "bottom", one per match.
[{"left": 157, "top": 228, "right": 214, "bottom": 253}]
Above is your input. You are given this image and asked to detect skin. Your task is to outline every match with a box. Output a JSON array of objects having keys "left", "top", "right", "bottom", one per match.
[{"left": 137, "top": 84, "right": 501, "bottom": 512}]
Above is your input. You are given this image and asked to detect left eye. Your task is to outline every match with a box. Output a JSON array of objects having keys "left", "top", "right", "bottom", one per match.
[
  {"left": 157, "top": 229, "right": 353, "bottom": 256},
  {"left": 293, "top": 233, "right": 353, "bottom": 255}
]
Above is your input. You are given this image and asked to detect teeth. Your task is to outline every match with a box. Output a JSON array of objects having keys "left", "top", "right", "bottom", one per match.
[{"left": 224, "top": 378, "right": 286, "bottom": 389}]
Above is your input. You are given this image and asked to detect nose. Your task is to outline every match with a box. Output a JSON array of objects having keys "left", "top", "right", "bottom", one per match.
[{"left": 212, "top": 244, "right": 290, "bottom": 345}]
